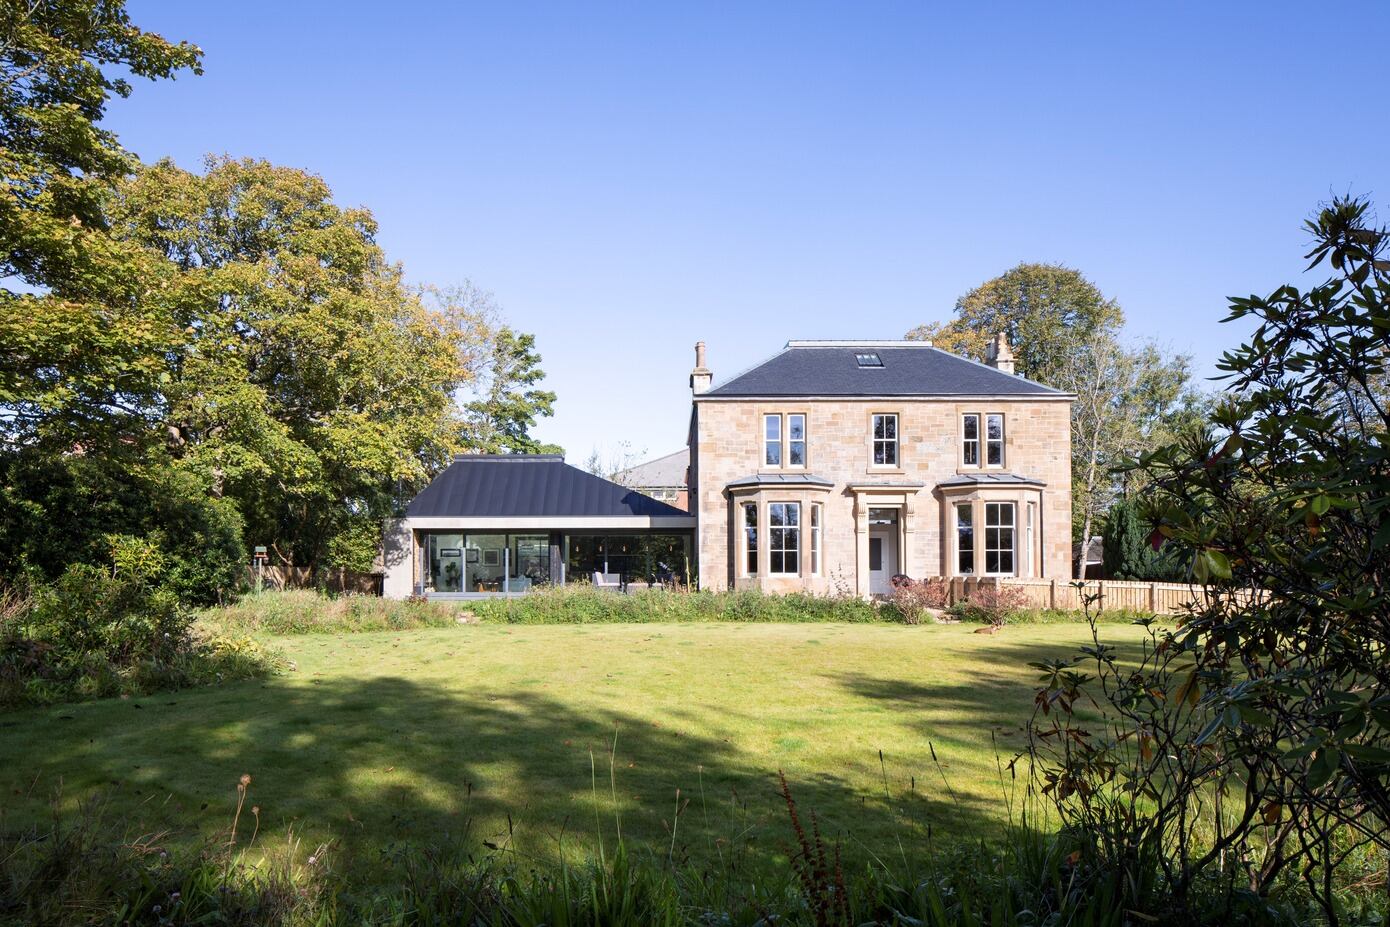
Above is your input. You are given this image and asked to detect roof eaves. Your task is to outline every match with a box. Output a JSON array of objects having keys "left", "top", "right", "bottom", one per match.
[{"left": 695, "top": 391, "right": 1075, "bottom": 401}]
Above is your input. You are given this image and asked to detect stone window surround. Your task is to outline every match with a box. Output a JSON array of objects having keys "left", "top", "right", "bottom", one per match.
[
  {"left": 959, "top": 411, "right": 1007, "bottom": 471},
  {"left": 866, "top": 410, "right": 905, "bottom": 474},
  {"left": 937, "top": 484, "right": 1046, "bottom": 578},
  {"left": 867, "top": 414, "right": 900, "bottom": 472},
  {"left": 761, "top": 411, "right": 809, "bottom": 471}
]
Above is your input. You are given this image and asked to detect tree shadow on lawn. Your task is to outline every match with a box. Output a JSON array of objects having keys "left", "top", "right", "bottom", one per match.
[
  {"left": 828, "top": 630, "right": 1147, "bottom": 812},
  {"left": 1, "top": 669, "right": 1019, "bottom": 879}
]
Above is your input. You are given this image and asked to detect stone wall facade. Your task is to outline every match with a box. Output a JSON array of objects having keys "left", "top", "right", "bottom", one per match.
[{"left": 691, "top": 397, "right": 1072, "bottom": 595}]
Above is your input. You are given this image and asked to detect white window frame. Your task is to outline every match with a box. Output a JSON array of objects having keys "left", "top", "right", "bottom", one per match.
[
  {"left": 763, "top": 413, "right": 807, "bottom": 470},
  {"left": 985, "top": 413, "right": 1005, "bottom": 468},
  {"left": 763, "top": 414, "right": 782, "bottom": 468},
  {"left": 871, "top": 413, "right": 899, "bottom": 467},
  {"left": 767, "top": 502, "right": 801, "bottom": 576},
  {"left": 962, "top": 413, "right": 980, "bottom": 467},
  {"left": 741, "top": 502, "right": 758, "bottom": 576},
  {"left": 810, "top": 503, "right": 822, "bottom": 575},
  {"left": 954, "top": 502, "right": 975, "bottom": 575},
  {"left": 1025, "top": 501, "right": 1037, "bottom": 578},
  {"left": 786, "top": 413, "right": 807, "bottom": 469},
  {"left": 984, "top": 501, "right": 1016, "bottom": 576}
]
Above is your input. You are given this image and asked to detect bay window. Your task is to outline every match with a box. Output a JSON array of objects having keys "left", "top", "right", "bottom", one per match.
[
  {"left": 768, "top": 502, "right": 800, "bottom": 575},
  {"left": 955, "top": 504, "right": 974, "bottom": 575},
  {"left": 742, "top": 502, "right": 758, "bottom": 575},
  {"left": 984, "top": 502, "right": 1016, "bottom": 575}
]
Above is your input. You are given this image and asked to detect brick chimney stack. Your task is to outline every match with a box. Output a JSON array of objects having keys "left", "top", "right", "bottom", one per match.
[
  {"left": 985, "top": 332, "right": 1015, "bottom": 375},
  {"left": 690, "top": 341, "right": 712, "bottom": 395}
]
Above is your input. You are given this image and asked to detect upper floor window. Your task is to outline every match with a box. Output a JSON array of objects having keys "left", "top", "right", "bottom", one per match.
[
  {"left": 787, "top": 414, "right": 806, "bottom": 467},
  {"left": 872, "top": 414, "right": 898, "bottom": 466},
  {"left": 764, "top": 414, "right": 781, "bottom": 467},
  {"left": 986, "top": 413, "right": 1005, "bottom": 466},
  {"left": 962, "top": 414, "right": 980, "bottom": 466},
  {"left": 962, "top": 413, "right": 1005, "bottom": 467},
  {"left": 768, "top": 502, "right": 800, "bottom": 575},
  {"left": 764, "top": 413, "right": 806, "bottom": 468}
]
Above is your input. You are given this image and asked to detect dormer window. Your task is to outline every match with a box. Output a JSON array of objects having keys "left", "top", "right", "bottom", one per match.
[{"left": 855, "top": 352, "right": 883, "bottom": 367}]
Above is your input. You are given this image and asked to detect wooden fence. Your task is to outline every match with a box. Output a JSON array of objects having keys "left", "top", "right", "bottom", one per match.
[
  {"left": 243, "top": 564, "right": 382, "bottom": 596},
  {"left": 941, "top": 576, "right": 1259, "bottom": 616}
]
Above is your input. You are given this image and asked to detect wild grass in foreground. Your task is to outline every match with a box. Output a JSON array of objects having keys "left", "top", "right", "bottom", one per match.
[
  {"left": 0, "top": 622, "right": 1163, "bottom": 870},
  {"left": 197, "top": 587, "right": 466, "bottom": 634},
  {"left": 1, "top": 765, "right": 1376, "bottom": 926}
]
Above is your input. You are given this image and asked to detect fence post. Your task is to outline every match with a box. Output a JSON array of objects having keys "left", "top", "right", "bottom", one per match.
[
  {"left": 1149, "top": 582, "right": 1158, "bottom": 613},
  {"left": 1049, "top": 578, "right": 1057, "bottom": 609}
]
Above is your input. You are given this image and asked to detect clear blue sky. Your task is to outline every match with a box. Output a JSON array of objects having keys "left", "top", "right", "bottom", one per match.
[{"left": 116, "top": 1, "right": 1388, "bottom": 462}]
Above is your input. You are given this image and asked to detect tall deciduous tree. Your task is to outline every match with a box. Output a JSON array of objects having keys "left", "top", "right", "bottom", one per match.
[
  {"left": 463, "top": 326, "right": 561, "bottom": 455},
  {"left": 909, "top": 263, "right": 1202, "bottom": 568},
  {"left": 1055, "top": 332, "right": 1205, "bottom": 574},
  {"left": 90, "top": 156, "right": 491, "bottom": 569},
  {"left": 907, "top": 262, "right": 1123, "bottom": 382},
  {"left": 0, "top": 0, "right": 202, "bottom": 445}
]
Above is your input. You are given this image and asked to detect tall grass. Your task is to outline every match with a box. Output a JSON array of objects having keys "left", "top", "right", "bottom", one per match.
[
  {"left": 468, "top": 585, "right": 884, "bottom": 624},
  {"left": 2, "top": 752, "right": 1369, "bottom": 926},
  {"left": 199, "top": 587, "right": 1148, "bottom": 637},
  {"left": 197, "top": 588, "right": 465, "bottom": 634},
  {"left": 198, "top": 586, "right": 887, "bottom": 633}
]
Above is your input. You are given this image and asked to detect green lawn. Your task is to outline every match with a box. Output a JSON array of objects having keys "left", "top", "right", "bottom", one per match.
[{"left": 0, "top": 622, "right": 1144, "bottom": 873}]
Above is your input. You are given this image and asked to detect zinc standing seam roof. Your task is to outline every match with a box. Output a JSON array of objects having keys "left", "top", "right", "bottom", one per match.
[{"left": 405, "top": 456, "right": 691, "bottom": 519}]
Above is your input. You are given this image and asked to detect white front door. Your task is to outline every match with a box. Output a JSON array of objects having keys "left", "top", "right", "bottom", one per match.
[{"left": 868, "top": 526, "right": 898, "bottom": 595}]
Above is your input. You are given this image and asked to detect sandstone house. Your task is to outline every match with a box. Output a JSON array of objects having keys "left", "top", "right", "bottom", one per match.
[{"left": 688, "top": 338, "right": 1073, "bottom": 597}]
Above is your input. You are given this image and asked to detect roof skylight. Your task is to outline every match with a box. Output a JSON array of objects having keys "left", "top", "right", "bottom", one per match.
[{"left": 854, "top": 352, "right": 884, "bottom": 367}]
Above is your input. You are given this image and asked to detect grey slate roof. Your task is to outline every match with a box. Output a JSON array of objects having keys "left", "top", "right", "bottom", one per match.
[
  {"left": 724, "top": 473, "right": 836, "bottom": 489},
  {"left": 614, "top": 448, "right": 689, "bottom": 488},
  {"left": 406, "top": 455, "right": 691, "bottom": 519},
  {"left": 703, "top": 342, "right": 1065, "bottom": 398},
  {"left": 938, "top": 472, "right": 1047, "bottom": 488}
]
